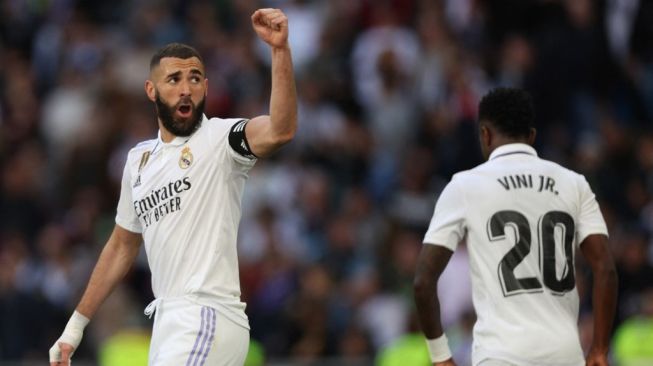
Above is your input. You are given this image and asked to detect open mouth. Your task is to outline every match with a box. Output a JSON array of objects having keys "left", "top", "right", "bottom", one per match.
[{"left": 177, "top": 104, "right": 192, "bottom": 118}]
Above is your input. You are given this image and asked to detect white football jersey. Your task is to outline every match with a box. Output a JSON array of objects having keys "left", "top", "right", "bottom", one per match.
[
  {"left": 116, "top": 115, "right": 256, "bottom": 329},
  {"left": 424, "top": 143, "right": 608, "bottom": 366}
]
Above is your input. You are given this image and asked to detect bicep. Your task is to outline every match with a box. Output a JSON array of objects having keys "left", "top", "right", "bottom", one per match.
[
  {"left": 415, "top": 244, "right": 454, "bottom": 282},
  {"left": 245, "top": 116, "right": 273, "bottom": 157},
  {"left": 112, "top": 224, "right": 143, "bottom": 252},
  {"left": 244, "top": 115, "right": 276, "bottom": 158},
  {"left": 580, "top": 234, "right": 614, "bottom": 271}
]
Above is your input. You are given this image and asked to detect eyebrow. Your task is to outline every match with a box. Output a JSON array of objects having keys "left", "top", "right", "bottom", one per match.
[
  {"left": 164, "top": 68, "right": 204, "bottom": 79},
  {"left": 189, "top": 68, "right": 203, "bottom": 76}
]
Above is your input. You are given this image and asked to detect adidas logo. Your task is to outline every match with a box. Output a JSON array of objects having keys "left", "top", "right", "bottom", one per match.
[{"left": 234, "top": 120, "right": 247, "bottom": 132}]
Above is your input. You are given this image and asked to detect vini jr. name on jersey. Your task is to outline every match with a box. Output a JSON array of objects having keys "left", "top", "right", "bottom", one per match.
[{"left": 497, "top": 174, "right": 558, "bottom": 195}]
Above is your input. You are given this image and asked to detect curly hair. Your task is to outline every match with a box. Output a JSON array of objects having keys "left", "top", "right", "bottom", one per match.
[
  {"left": 478, "top": 87, "right": 535, "bottom": 138},
  {"left": 149, "top": 43, "right": 204, "bottom": 71}
]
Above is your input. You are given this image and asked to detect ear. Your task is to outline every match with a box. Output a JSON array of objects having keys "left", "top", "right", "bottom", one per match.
[
  {"left": 145, "top": 80, "right": 156, "bottom": 102},
  {"left": 480, "top": 124, "right": 492, "bottom": 148},
  {"left": 527, "top": 128, "right": 536, "bottom": 145},
  {"left": 204, "top": 78, "right": 209, "bottom": 97}
]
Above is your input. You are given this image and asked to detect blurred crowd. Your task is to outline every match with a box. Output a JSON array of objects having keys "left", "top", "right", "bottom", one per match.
[{"left": 1, "top": 0, "right": 653, "bottom": 364}]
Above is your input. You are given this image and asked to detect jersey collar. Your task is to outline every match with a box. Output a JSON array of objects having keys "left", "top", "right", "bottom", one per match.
[
  {"left": 155, "top": 114, "right": 208, "bottom": 149},
  {"left": 489, "top": 143, "right": 538, "bottom": 160},
  {"left": 157, "top": 130, "right": 188, "bottom": 147}
]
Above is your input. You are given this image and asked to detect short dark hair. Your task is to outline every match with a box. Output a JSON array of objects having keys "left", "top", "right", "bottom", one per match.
[
  {"left": 478, "top": 87, "right": 535, "bottom": 138},
  {"left": 150, "top": 43, "right": 204, "bottom": 71}
]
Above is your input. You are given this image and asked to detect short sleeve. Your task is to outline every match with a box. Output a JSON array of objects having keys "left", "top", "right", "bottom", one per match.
[
  {"left": 206, "top": 117, "right": 257, "bottom": 168},
  {"left": 576, "top": 176, "right": 608, "bottom": 243},
  {"left": 115, "top": 159, "right": 143, "bottom": 233},
  {"left": 226, "top": 119, "right": 257, "bottom": 167},
  {"left": 423, "top": 178, "right": 467, "bottom": 251}
]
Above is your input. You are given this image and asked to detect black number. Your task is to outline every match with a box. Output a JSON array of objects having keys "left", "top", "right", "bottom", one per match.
[
  {"left": 487, "top": 210, "right": 576, "bottom": 297},
  {"left": 487, "top": 211, "right": 542, "bottom": 296},
  {"left": 539, "top": 211, "right": 576, "bottom": 294}
]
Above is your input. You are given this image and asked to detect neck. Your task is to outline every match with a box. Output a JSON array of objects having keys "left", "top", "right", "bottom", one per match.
[
  {"left": 158, "top": 120, "right": 175, "bottom": 143},
  {"left": 486, "top": 138, "right": 531, "bottom": 160},
  {"left": 492, "top": 133, "right": 532, "bottom": 149}
]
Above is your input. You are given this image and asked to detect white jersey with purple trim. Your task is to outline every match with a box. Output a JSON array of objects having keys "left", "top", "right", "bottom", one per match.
[
  {"left": 116, "top": 115, "right": 255, "bottom": 329},
  {"left": 423, "top": 143, "right": 608, "bottom": 366}
]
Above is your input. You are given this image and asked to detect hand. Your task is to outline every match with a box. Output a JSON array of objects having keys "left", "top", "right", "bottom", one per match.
[
  {"left": 434, "top": 358, "right": 457, "bottom": 366},
  {"left": 586, "top": 349, "right": 609, "bottom": 366},
  {"left": 251, "top": 8, "right": 289, "bottom": 48},
  {"left": 49, "top": 342, "right": 75, "bottom": 366}
]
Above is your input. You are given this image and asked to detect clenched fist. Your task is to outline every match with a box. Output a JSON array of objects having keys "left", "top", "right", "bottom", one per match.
[{"left": 251, "top": 8, "right": 289, "bottom": 49}]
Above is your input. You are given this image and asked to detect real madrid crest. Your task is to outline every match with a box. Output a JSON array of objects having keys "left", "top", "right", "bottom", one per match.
[{"left": 179, "top": 146, "right": 193, "bottom": 169}]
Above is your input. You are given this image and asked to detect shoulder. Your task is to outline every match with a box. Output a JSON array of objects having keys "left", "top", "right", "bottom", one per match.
[
  {"left": 450, "top": 164, "right": 485, "bottom": 186},
  {"left": 126, "top": 138, "right": 157, "bottom": 161},
  {"left": 200, "top": 116, "right": 249, "bottom": 152},
  {"left": 199, "top": 116, "right": 256, "bottom": 164},
  {"left": 132, "top": 138, "right": 157, "bottom": 149},
  {"left": 435, "top": 171, "right": 472, "bottom": 199},
  {"left": 197, "top": 116, "right": 249, "bottom": 146},
  {"left": 540, "top": 157, "right": 570, "bottom": 171},
  {"left": 540, "top": 157, "right": 587, "bottom": 182},
  {"left": 204, "top": 116, "right": 248, "bottom": 134},
  {"left": 536, "top": 158, "right": 597, "bottom": 198}
]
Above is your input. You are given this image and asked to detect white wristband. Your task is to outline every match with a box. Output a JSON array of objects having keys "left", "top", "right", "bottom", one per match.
[
  {"left": 49, "top": 311, "right": 90, "bottom": 362},
  {"left": 425, "top": 334, "right": 452, "bottom": 363}
]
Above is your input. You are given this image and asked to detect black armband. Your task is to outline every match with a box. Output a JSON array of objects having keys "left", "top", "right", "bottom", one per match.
[{"left": 229, "top": 119, "right": 257, "bottom": 159}]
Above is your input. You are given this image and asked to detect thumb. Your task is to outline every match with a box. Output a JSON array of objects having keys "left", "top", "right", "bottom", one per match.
[{"left": 59, "top": 342, "right": 75, "bottom": 362}]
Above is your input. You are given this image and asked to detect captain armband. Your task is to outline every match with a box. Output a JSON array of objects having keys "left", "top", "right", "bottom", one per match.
[{"left": 228, "top": 119, "right": 257, "bottom": 159}]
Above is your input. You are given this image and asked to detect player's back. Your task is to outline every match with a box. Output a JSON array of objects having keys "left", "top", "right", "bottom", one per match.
[{"left": 451, "top": 143, "right": 605, "bottom": 365}]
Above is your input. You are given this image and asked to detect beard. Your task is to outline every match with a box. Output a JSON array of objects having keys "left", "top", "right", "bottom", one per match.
[{"left": 155, "top": 92, "right": 206, "bottom": 137}]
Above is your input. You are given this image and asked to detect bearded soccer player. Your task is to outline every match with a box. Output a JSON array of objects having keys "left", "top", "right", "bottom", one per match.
[
  {"left": 49, "top": 8, "right": 296, "bottom": 366},
  {"left": 414, "top": 88, "right": 618, "bottom": 366}
]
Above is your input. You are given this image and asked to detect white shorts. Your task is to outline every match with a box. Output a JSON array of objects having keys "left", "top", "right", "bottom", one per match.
[{"left": 148, "top": 298, "right": 249, "bottom": 366}]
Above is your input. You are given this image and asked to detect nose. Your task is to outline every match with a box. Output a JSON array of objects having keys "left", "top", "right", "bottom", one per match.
[{"left": 179, "top": 79, "right": 191, "bottom": 97}]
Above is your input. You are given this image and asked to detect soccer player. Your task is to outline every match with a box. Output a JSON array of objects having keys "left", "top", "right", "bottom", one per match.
[
  {"left": 49, "top": 8, "right": 296, "bottom": 366},
  {"left": 413, "top": 88, "right": 618, "bottom": 366}
]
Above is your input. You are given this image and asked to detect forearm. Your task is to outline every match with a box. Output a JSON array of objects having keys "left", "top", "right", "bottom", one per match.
[
  {"left": 590, "top": 264, "right": 618, "bottom": 352},
  {"left": 268, "top": 45, "right": 297, "bottom": 142},
  {"left": 76, "top": 231, "right": 140, "bottom": 318},
  {"left": 414, "top": 276, "right": 444, "bottom": 338}
]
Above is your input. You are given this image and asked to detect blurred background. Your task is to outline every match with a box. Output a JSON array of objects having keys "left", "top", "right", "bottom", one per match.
[{"left": 1, "top": 0, "right": 653, "bottom": 365}]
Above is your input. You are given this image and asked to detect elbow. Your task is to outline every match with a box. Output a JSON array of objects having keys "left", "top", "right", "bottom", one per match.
[
  {"left": 602, "top": 258, "right": 618, "bottom": 278},
  {"left": 274, "top": 130, "right": 295, "bottom": 146},
  {"left": 272, "top": 122, "right": 297, "bottom": 146},
  {"left": 596, "top": 261, "right": 618, "bottom": 287},
  {"left": 605, "top": 265, "right": 618, "bottom": 285},
  {"left": 258, "top": 130, "right": 294, "bottom": 156}
]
